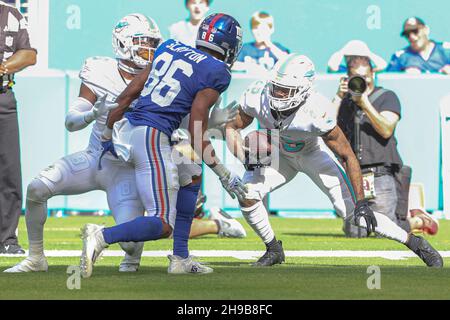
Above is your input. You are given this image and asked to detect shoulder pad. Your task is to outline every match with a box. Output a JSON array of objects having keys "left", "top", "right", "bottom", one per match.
[
  {"left": 240, "top": 80, "right": 266, "bottom": 117},
  {"left": 79, "top": 56, "right": 116, "bottom": 82}
]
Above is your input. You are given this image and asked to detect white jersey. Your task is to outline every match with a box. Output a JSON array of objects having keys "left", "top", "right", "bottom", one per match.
[
  {"left": 240, "top": 80, "right": 337, "bottom": 155},
  {"left": 78, "top": 56, "right": 130, "bottom": 151}
]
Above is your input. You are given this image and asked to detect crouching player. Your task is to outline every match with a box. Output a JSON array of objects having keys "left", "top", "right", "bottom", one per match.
[
  {"left": 225, "top": 53, "right": 443, "bottom": 268},
  {"left": 4, "top": 14, "right": 163, "bottom": 273}
]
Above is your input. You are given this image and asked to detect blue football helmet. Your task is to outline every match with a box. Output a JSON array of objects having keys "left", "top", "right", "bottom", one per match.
[{"left": 196, "top": 13, "right": 243, "bottom": 66}]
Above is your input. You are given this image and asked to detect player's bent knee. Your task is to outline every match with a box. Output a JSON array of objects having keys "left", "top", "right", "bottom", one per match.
[{"left": 26, "top": 178, "right": 53, "bottom": 203}]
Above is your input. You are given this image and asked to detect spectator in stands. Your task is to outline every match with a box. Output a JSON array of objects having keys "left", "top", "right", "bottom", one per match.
[
  {"left": 168, "top": 0, "right": 210, "bottom": 47},
  {"left": 387, "top": 17, "right": 450, "bottom": 74},
  {"left": 334, "top": 56, "right": 439, "bottom": 237},
  {"left": 232, "top": 11, "right": 289, "bottom": 74},
  {"left": 327, "top": 40, "right": 387, "bottom": 73}
]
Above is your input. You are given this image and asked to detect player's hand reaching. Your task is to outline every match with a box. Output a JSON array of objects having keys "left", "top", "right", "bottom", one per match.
[
  {"left": 98, "top": 140, "right": 118, "bottom": 170},
  {"left": 92, "top": 95, "right": 119, "bottom": 119},
  {"left": 353, "top": 199, "right": 377, "bottom": 235},
  {"left": 207, "top": 98, "right": 239, "bottom": 132},
  {"left": 219, "top": 171, "right": 248, "bottom": 201}
]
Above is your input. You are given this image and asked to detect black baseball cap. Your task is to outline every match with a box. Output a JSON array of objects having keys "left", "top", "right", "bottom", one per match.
[{"left": 401, "top": 17, "right": 426, "bottom": 36}]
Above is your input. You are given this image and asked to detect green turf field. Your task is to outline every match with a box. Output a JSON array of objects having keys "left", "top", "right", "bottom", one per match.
[{"left": 1, "top": 216, "right": 450, "bottom": 300}]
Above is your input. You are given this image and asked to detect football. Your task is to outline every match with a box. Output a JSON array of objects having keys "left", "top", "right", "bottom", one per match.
[{"left": 244, "top": 130, "right": 272, "bottom": 168}]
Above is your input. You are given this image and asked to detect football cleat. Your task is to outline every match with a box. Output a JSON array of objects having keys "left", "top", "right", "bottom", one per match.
[
  {"left": 209, "top": 207, "right": 247, "bottom": 238},
  {"left": 252, "top": 240, "right": 285, "bottom": 267},
  {"left": 118, "top": 262, "right": 140, "bottom": 273},
  {"left": 80, "top": 224, "right": 108, "bottom": 278},
  {"left": 410, "top": 209, "right": 439, "bottom": 235},
  {"left": 405, "top": 234, "right": 443, "bottom": 268},
  {"left": 167, "top": 255, "right": 213, "bottom": 274},
  {"left": 3, "top": 256, "right": 48, "bottom": 273}
]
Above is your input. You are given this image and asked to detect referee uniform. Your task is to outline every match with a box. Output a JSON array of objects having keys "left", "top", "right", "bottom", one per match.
[{"left": 0, "top": 2, "right": 36, "bottom": 254}]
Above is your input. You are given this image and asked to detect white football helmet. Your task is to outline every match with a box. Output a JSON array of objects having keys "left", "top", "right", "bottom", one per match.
[
  {"left": 112, "top": 14, "right": 162, "bottom": 69},
  {"left": 267, "top": 53, "right": 315, "bottom": 113}
]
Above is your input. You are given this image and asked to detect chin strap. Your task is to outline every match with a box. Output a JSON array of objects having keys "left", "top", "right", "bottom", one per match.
[{"left": 117, "top": 59, "right": 143, "bottom": 75}]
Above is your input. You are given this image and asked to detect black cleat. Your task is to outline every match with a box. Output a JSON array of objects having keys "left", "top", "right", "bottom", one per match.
[
  {"left": 252, "top": 240, "right": 285, "bottom": 267},
  {"left": 2, "top": 244, "right": 25, "bottom": 255},
  {"left": 405, "top": 234, "right": 443, "bottom": 268}
]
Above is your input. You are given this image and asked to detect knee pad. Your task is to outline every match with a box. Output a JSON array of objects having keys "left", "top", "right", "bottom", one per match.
[{"left": 26, "top": 178, "right": 53, "bottom": 203}]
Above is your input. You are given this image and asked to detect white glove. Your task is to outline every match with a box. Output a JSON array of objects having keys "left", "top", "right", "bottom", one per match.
[
  {"left": 212, "top": 164, "right": 248, "bottom": 201},
  {"left": 208, "top": 98, "right": 239, "bottom": 131},
  {"left": 92, "top": 95, "right": 119, "bottom": 119}
]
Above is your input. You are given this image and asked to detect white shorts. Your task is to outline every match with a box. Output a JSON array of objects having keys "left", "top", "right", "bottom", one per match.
[
  {"left": 242, "top": 142, "right": 356, "bottom": 219},
  {"left": 113, "top": 118, "right": 180, "bottom": 227},
  {"left": 37, "top": 149, "right": 144, "bottom": 224}
]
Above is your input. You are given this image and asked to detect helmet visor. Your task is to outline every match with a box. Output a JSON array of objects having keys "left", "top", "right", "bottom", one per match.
[{"left": 131, "top": 36, "right": 161, "bottom": 66}]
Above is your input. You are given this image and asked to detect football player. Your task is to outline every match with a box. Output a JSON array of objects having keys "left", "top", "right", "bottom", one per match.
[
  {"left": 225, "top": 53, "right": 443, "bottom": 268},
  {"left": 79, "top": 13, "right": 245, "bottom": 277},
  {"left": 3, "top": 14, "right": 163, "bottom": 273}
]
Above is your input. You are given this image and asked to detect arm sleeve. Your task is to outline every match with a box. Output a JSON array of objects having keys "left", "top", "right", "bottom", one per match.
[
  {"left": 378, "top": 90, "right": 402, "bottom": 119},
  {"left": 65, "top": 97, "right": 95, "bottom": 132},
  {"left": 386, "top": 53, "right": 403, "bottom": 72}
]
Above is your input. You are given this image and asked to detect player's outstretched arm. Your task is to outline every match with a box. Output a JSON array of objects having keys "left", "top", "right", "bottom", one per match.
[
  {"left": 189, "top": 88, "right": 247, "bottom": 200},
  {"left": 225, "top": 107, "right": 254, "bottom": 163},
  {"left": 65, "top": 83, "right": 97, "bottom": 132},
  {"left": 322, "top": 126, "right": 364, "bottom": 201},
  {"left": 105, "top": 64, "right": 151, "bottom": 130}
]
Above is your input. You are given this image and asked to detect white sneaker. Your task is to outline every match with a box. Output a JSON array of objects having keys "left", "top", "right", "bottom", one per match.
[
  {"left": 209, "top": 207, "right": 247, "bottom": 238},
  {"left": 3, "top": 256, "right": 48, "bottom": 273},
  {"left": 80, "top": 224, "right": 108, "bottom": 278},
  {"left": 167, "top": 255, "right": 213, "bottom": 274}
]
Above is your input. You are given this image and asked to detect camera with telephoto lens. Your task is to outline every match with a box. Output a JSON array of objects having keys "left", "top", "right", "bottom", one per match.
[{"left": 347, "top": 75, "right": 367, "bottom": 97}]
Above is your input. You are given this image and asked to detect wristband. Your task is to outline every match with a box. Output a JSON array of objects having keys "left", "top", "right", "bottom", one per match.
[{"left": 83, "top": 110, "right": 96, "bottom": 124}]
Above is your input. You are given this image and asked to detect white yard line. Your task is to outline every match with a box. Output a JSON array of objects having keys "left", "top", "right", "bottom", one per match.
[{"left": 1, "top": 250, "right": 450, "bottom": 260}]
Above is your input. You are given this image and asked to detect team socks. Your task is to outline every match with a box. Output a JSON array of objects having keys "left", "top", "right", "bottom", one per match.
[
  {"left": 102, "top": 216, "right": 163, "bottom": 244},
  {"left": 173, "top": 183, "right": 201, "bottom": 259}
]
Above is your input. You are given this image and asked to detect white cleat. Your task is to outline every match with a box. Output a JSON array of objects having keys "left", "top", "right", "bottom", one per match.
[
  {"left": 209, "top": 207, "right": 247, "bottom": 238},
  {"left": 80, "top": 224, "right": 108, "bottom": 278},
  {"left": 3, "top": 256, "right": 48, "bottom": 273},
  {"left": 167, "top": 255, "right": 213, "bottom": 274}
]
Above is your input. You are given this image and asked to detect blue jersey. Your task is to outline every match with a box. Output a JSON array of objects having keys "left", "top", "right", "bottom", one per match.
[
  {"left": 126, "top": 39, "right": 231, "bottom": 138},
  {"left": 386, "top": 41, "right": 450, "bottom": 73},
  {"left": 237, "top": 41, "right": 290, "bottom": 71}
]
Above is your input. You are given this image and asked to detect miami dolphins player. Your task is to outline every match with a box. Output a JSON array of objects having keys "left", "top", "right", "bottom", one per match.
[
  {"left": 80, "top": 13, "right": 246, "bottom": 277},
  {"left": 225, "top": 53, "right": 443, "bottom": 268},
  {"left": 4, "top": 14, "right": 163, "bottom": 273}
]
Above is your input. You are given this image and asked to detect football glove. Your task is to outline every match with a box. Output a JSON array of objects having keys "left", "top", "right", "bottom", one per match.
[
  {"left": 208, "top": 99, "right": 239, "bottom": 131},
  {"left": 353, "top": 199, "right": 377, "bottom": 235},
  {"left": 98, "top": 140, "right": 118, "bottom": 170},
  {"left": 219, "top": 171, "right": 248, "bottom": 201},
  {"left": 92, "top": 95, "right": 119, "bottom": 120}
]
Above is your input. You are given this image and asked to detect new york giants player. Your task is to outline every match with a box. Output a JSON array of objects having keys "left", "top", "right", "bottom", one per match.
[
  {"left": 226, "top": 53, "right": 443, "bottom": 268},
  {"left": 80, "top": 13, "right": 245, "bottom": 277},
  {"left": 4, "top": 14, "right": 163, "bottom": 273}
]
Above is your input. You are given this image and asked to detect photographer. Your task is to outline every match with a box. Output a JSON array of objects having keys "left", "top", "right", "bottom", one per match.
[{"left": 334, "top": 56, "right": 437, "bottom": 237}]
